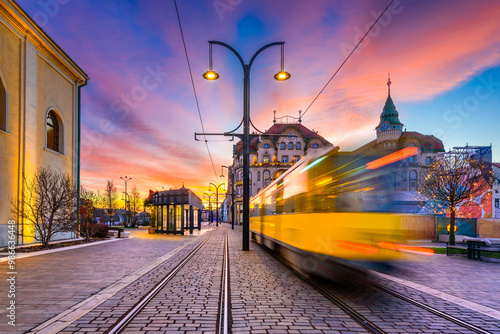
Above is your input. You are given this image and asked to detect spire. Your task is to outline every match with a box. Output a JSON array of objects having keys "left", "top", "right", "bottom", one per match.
[
  {"left": 387, "top": 73, "right": 391, "bottom": 96},
  {"left": 377, "top": 74, "right": 402, "bottom": 131}
]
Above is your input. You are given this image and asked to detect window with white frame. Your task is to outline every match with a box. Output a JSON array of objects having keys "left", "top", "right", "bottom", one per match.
[
  {"left": 282, "top": 155, "right": 288, "bottom": 163},
  {"left": 409, "top": 170, "right": 417, "bottom": 189}
]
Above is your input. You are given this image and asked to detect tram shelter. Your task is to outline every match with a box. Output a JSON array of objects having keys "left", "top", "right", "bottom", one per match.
[{"left": 151, "top": 187, "right": 204, "bottom": 235}]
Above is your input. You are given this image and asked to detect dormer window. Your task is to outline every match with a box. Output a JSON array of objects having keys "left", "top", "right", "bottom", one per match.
[
  {"left": 312, "top": 143, "right": 319, "bottom": 148},
  {"left": 262, "top": 143, "right": 270, "bottom": 149}
]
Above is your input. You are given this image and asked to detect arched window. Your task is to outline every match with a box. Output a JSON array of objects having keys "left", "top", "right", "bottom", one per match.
[
  {"left": 409, "top": 170, "right": 417, "bottom": 189},
  {"left": 0, "top": 72, "right": 8, "bottom": 133},
  {"left": 263, "top": 170, "right": 270, "bottom": 181},
  {"left": 288, "top": 142, "right": 293, "bottom": 150},
  {"left": 257, "top": 171, "right": 261, "bottom": 181},
  {"left": 280, "top": 142, "right": 285, "bottom": 150},
  {"left": 402, "top": 171, "right": 407, "bottom": 181},
  {"left": 296, "top": 142, "right": 301, "bottom": 150},
  {"left": 312, "top": 143, "right": 319, "bottom": 148},
  {"left": 262, "top": 143, "right": 270, "bottom": 149},
  {"left": 46, "top": 110, "right": 61, "bottom": 153}
]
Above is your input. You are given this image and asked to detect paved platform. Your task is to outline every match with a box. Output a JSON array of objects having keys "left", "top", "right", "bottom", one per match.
[{"left": 0, "top": 224, "right": 499, "bottom": 333}]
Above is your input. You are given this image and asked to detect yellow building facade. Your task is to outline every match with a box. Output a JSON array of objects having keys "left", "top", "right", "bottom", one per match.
[{"left": 0, "top": 0, "right": 88, "bottom": 246}]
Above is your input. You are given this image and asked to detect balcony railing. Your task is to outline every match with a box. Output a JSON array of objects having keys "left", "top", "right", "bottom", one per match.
[{"left": 251, "top": 162, "right": 294, "bottom": 167}]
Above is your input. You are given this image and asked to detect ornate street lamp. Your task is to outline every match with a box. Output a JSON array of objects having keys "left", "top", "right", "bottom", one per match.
[
  {"left": 209, "top": 183, "right": 225, "bottom": 227},
  {"left": 203, "top": 41, "right": 290, "bottom": 250}
]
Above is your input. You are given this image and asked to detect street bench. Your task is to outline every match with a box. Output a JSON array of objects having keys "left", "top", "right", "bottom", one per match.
[
  {"left": 447, "top": 237, "right": 500, "bottom": 260},
  {"left": 108, "top": 228, "right": 129, "bottom": 238}
]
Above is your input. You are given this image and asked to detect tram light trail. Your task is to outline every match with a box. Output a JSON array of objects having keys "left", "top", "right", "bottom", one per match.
[{"left": 366, "top": 147, "right": 419, "bottom": 170}]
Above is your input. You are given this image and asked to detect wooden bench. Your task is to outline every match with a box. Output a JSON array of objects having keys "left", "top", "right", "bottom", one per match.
[
  {"left": 447, "top": 237, "right": 500, "bottom": 260},
  {"left": 108, "top": 228, "right": 129, "bottom": 238},
  {"left": 467, "top": 239, "right": 500, "bottom": 260},
  {"left": 446, "top": 242, "right": 469, "bottom": 256}
]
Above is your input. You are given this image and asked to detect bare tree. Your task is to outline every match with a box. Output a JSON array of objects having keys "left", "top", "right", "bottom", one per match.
[
  {"left": 129, "top": 185, "right": 141, "bottom": 226},
  {"left": 103, "top": 180, "right": 118, "bottom": 226},
  {"left": 10, "top": 167, "right": 77, "bottom": 248},
  {"left": 417, "top": 148, "right": 492, "bottom": 245},
  {"left": 143, "top": 197, "right": 156, "bottom": 228},
  {"left": 79, "top": 185, "right": 102, "bottom": 241}
]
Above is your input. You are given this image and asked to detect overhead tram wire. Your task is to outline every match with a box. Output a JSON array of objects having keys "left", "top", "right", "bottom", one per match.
[
  {"left": 301, "top": 0, "right": 395, "bottom": 119},
  {"left": 173, "top": 0, "right": 219, "bottom": 184}
]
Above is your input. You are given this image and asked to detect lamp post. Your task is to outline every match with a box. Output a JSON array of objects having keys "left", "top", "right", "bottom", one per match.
[
  {"left": 203, "top": 41, "right": 290, "bottom": 250},
  {"left": 120, "top": 176, "right": 132, "bottom": 226},
  {"left": 222, "top": 165, "right": 240, "bottom": 230},
  {"left": 203, "top": 192, "right": 215, "bottom": 224},
  {"left": 209, "top": 183, "right": 225, "bottom": 227}
]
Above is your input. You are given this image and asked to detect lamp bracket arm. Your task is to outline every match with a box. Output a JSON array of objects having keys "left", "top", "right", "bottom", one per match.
[
  {"left": 209, "top": 41, "right": 245, "bottom": 69},
  {"left": 248, "top": 42, "right": 285, "bottom": 70}
]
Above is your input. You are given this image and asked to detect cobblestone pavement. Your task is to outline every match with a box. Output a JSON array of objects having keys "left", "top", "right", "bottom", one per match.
[
  {"left": 227, "top": 226, "right": 369, "bottom": 334},
  {"left": 383, "top": 253, "right": 500, "bottom": 312},
  {"left": 120, "top": 227, "right": 226, "bottom": 333},
  {"left": 0, "top": 228, "right": 211, "bottom": 333}
]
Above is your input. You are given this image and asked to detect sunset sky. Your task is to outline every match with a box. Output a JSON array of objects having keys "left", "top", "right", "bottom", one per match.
[{"left": 17, "top": 0, "right": 500, "bottom": 201}]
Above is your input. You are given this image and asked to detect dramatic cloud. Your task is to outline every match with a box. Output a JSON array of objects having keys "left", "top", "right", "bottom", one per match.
[{"left": 17, "top": 0, "right": 500, "bottom": 199}]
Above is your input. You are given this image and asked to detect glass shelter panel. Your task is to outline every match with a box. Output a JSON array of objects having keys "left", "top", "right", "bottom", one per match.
[{"left": 176, "top": 205, "right": 182, "bottom": 231}]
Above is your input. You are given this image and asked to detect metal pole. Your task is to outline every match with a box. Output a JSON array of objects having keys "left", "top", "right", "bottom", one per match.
[
  {"left": 231, "top": 168, "right": 235, "bottom": 230},
  {"left": 206, "top": 41, "right": 285, "bottom": 251},
  {"left": 216, "top": 187, "right": 219, "bottom": 227},
  {"left": 242, "top": 66, "right": 250, "bottom": 250}
]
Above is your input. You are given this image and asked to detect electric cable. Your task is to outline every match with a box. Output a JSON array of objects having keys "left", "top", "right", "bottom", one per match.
[
  {"left": 301, "top": 0, "right": 395, "bottom": 119},
  {"left": 173, "top": 0, "right": 220, "bottom": 183}
]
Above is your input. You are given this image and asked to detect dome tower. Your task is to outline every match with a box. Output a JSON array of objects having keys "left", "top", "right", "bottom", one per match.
[{"left": 376, "top": 74, "right": 403, "bottom": 147}]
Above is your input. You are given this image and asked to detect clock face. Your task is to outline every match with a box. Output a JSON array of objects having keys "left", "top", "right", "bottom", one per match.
[{"left": 380, "top": 122, "right": 388, "bottom": 131}]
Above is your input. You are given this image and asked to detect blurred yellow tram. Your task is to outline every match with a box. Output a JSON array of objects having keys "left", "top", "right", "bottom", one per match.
[{"left": 250, "top": 146, "right": 432, "bottom": 278}]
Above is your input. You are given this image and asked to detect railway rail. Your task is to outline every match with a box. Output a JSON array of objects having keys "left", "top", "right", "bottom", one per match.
[
  {"left": 104, "top": 228, "right": 230, "bottom": 334},
  {"left": 310, "top": 272, "right": 493, "bottom": 334},
  {"left": 265, "top": 245, "right": 493, "bottom": 334}
]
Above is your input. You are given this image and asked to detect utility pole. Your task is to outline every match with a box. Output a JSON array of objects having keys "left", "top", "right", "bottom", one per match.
[{"left": 120, "top": 176, "right": 132, "bottom": 226}]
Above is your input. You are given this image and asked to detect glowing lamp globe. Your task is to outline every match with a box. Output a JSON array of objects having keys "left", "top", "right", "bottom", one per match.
[
  {"left": 203, "top": 70, "right": 219, "bottom": 80},
  {"left": 274, "top": 71, "right": 291, "bottom": 81}
]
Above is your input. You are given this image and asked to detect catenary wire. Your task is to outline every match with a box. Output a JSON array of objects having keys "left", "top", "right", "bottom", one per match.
[
  {"left": 301, "top": 0, "right": 395, "bottom": 119},
  {"left": 173, "top": 0, "right": 220, "bottom": 184}
]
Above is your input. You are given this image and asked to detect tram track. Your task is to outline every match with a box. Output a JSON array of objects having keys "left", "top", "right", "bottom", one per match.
[
  {"left": 259, "top": 242, "right": 493, "bottom": 334},
  {"left": 306, "top": 271, "right": 494, "bottom": 334},
  {"left": 104, "top": 227, "right": 230, "bottom": 334},
  {"left": 371, "top": 282, "right": 492, "bottom": 334}
]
